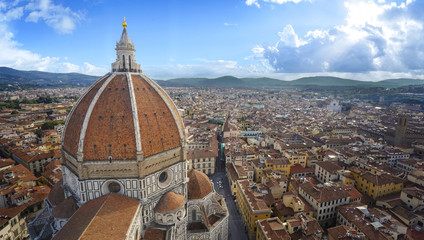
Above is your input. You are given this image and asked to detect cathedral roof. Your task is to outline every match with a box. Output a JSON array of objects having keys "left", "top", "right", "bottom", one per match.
[
  {"left": 47, "top": 179, "right": 64, "bottom": 206},
  {"left": 51, "top": 196, "right": 78, "bottom": 219},
  {"left": 52, "top": 193, "right": 140, "bottom": 240},
  {"left": 62, "top": 73, "right": 183, "bottom": 161},
  {"left": 62, "top": 20, "right": 184, "bottom": 162},
  {"left": 187, "top": 169, "right": 213, "bottom": 200},
  {"left": 154, "top": 191, "right": 186, "bottom": 213}
]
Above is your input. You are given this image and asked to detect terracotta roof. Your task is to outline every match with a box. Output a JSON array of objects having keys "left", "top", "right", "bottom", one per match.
[
  {"left": 343, "top": 185, "right": 363, "bottom": 201},
  {"left": 0, "top": 204, "right": 26, "bottom": 227},
  {"left": 315, "top": 161, "right": 342, "bottom": 173},
  {"left": 48, "top": 179, "right": 65, "bottom": 206},
  {"left": 237, "top": 180, "right": 273, "bottom": 213},
  {"left": 300, "top": 182, "right": 350, "bottom": 203},
  {"left": 359, "top": 172, "right": 405, "bottom": 186},
  {"left": 0, "top": 158, "right": 14, "bottom": 168},
  {"left": 82, "top": 74, "right": 137, "bottom": 160},
  {"left": 328, "top": 225, "right": 365, "bottom": 240},
  {"left": 338, "top": 203, "right": 393, "bottom": 240},
  {"left": 13, "top": 150, "right": 56, "bottom": 163},
  {"left": 63, "top": 72, "right": 183, "bottom": 160},
  {"left": 290, "top": 164, "right": 315, "bottom": 174},
  {"left": 51, "top": 196, "right": 78, "bottom": 218},
  {"left": 256, "top": 217, "right": 291, "bottom": 240},
  {"left": 143, "top": 228, "right": 167, "bottom": 240},
  {"left": 154, "top": 191, "right": 186, "bottom": 213},
  {"left": 52, "top": 193, "right": 140, "bottom": 240},
  {"left": 187, "top": 169, "right": 213, "bottom": 199},
  {"left": 63, "top": 74, "right": 110, "bottom": 157}
]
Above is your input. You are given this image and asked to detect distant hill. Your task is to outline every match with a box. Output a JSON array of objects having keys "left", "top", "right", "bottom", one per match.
[
  {"left": 0, "top": 67, "right": 99, "bottom": 90},
  {"left": 159, "top": 76, "right": 424, "bottom": 89},
  {"left": 1, "top": 67, "right": 423, "bottom": 90}
]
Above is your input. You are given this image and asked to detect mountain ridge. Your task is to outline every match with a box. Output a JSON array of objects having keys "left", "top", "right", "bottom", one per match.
[{"left": 1, "top": 67, "right": 423, "bottom": 90}]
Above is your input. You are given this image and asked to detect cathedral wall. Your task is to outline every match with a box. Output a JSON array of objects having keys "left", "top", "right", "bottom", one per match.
[
  {"left": 139, "top": 146, "right": 184, "bottom": 178},
  {"left": 140, "top": 161, "right": 187, "bottom": 226},
  {"left": 125, "top": 203, "right": 142, "bottom": 240}
]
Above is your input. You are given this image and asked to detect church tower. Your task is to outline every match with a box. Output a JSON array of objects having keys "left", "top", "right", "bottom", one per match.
[{"left": 394, "top": 115, "right": 408, "bottom": 146}]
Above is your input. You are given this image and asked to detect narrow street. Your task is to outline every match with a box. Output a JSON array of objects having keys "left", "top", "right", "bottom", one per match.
[{"left": 208, "top": 134, "right": 249, "bottom": 240}]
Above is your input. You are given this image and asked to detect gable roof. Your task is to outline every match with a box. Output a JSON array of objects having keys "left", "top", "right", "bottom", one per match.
[{"left": 52, "top": 193, "right": 139, "bottom": 240}]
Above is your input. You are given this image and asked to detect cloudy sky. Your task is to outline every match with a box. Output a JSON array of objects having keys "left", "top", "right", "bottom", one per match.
[{"left": 1, "top": 0, "right": 423, "bottom": 80}]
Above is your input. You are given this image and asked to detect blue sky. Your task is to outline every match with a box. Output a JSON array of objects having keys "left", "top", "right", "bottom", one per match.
[{"left": 0, "top": 0, "right": 423, "bottom": 80}]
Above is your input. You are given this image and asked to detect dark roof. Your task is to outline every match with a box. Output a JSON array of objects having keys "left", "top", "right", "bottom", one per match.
[
  {"left": 51, "top": 196, "right": 78, "bottom": 219},
  {"left": 300, "top": 182, "right": 350, "bottom": 203},
  {"left": 315, "top": 161, "right": 342, "bottom": 173},
  {"left": 47, "top": 179, "right": 65, "bottom": 206}
]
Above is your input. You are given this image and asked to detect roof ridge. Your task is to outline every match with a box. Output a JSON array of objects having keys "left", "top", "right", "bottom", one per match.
[{"left": 78, "top": 194, "right": 112, "bottom": 239}]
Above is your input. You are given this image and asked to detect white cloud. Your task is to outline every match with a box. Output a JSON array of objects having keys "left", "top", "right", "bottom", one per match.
[
  {"left": 246, "top": 0, "right": 261, "bottom": 8},
  {"left": 80, "top": 62, "right": 108, "bottom": 76},
  {"left": 142, "top": 59, "right": 261, "bottom": 79},
  {"left": 0, "top": 0, "right": 105, "bottom": 75},
  {"left": 246, "top": 0, "right": 309, "bottom": 8},
  {"left": 25, "top": 0, "right": 85, "bottom": 34},
  {"left": 0, "top": 30, "right": 58, "bottom": 71},
  {"left": 254, "top": 0, "right": 424, "bottom": 76},
  {"left": 224, "top": 22, "right": 238, "bottom": 26},
  {"left": 277, "top": 24, "right": 307, "bottom": 48}
]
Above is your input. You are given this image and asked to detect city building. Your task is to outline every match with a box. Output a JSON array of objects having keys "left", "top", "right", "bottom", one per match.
[
  {"left": 337, "top": 202, "right": 407, "bottom": 240},
  {"left": 351, "top": 170, "right": 405, "bottom": 200},
  {"left": 315, "top": 161, "right": 343, "bottom": 183},
  {"left": 236, "top": 179, "right": 273, "bottom": 239},
  {"left": 299, "top": 181, "right": 351, "bottom": 227},
  {"left": 255, "top": 217, "right": 290, "bottom": 240}
]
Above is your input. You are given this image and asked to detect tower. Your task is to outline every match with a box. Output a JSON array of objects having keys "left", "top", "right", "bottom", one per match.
[{"left": 394, "top": 115, "right": 408, "bottom": 146}]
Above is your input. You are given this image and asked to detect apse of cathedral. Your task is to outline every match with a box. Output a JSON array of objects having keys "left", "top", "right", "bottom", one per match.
[{"left": 28, "top": 20, "right": 229, "bottom": 240}]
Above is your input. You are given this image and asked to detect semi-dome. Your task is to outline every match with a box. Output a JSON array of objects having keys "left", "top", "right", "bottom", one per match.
[
  {"left": 187, "top": 169, "right": 213, "bottom": 200},
  {"left": 155, "top": 191, "right": 186, "bottom": 213},
  {"left": 61, "top": 20, "right": 185, "bottom": 180}
]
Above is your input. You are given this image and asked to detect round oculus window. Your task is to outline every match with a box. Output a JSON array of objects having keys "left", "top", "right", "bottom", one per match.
[
  {"left": 108, "top": 181, "right": 121, "bottom": 193},
  {"left": 158, "top": 170, "right": 173, "bottom": 188},
  {"left": 159, "top": 171, "right": 168, "bottom": 183}
]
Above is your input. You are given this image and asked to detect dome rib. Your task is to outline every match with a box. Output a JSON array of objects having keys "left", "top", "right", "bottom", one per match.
[
  {"left": 143, "top": 75, "right": 184, "bottom": 141},
  {"left": 131, "top": 74, "right": 181, "bottom": 157},
  {"left": 78, "top": 73, "right": 117, "bottom": 156},
  {"left": 62, "top": 73, "right": 111, "bottom": 157},
  {"left": 126, "top": 73, "right": 143, "bottom": 154},
  {"left": 83, "top": 74, "right": 137, "bottom": 160},
  {"left": 62, "top": 72, "right": 184, "bottom": 161}
]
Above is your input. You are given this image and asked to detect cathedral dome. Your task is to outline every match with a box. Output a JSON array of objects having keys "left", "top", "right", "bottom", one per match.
[
  {"left": 62, "top": 72, "right": 184, "bottom": 160},
  {"left": 187, "top": 169, "right": 213, "bottom": 200},
  {"left": 154, "top": 191, "right": 186, "bottom": 213},
  {"left": 61, "top": 21, "right": 185, "bottom": 180}
]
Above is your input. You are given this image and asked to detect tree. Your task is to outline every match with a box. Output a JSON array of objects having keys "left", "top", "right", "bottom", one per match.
[{"left": 34, "top": 129, "right": 42, "bottom": 138}]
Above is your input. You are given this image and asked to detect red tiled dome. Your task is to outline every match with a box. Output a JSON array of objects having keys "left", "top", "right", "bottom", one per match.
[
  {"left": 187, "top": 169, "right": 213, "bottom": 200},
  {"left": 155, "top": 191, "right": 186, "bottom": 213},
  {"left": 62, "top": 73, "right": 184, "bottom": 161}
]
